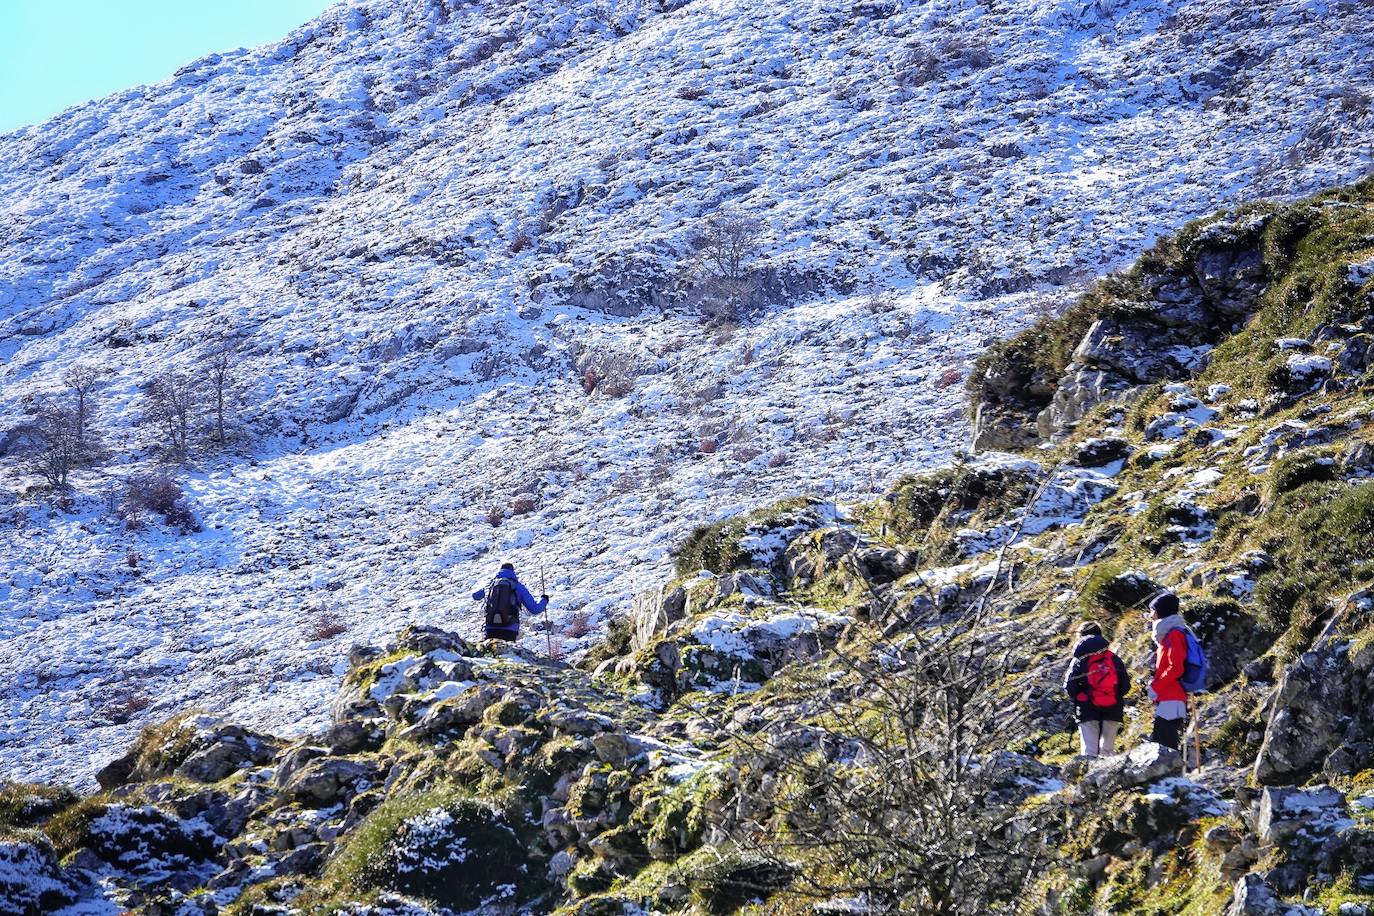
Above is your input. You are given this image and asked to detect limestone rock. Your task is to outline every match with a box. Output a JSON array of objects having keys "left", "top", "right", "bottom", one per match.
[
  {"left": 280, "top": 757, "right": 380, "bottom": 807},
  {"left": 630, "top": 584, "right": 687, "bottom": 652},
  {"left": 1228, "top": 873, "right": 1282, "bottom": 916},
  {"left": 173, "top": 724, "right": 278, "bottom": 783},
  {"left": 1074, "top": 742, "right": 1182, "bottom": 800},
  {"left": 1256, "top": 785, "right": 1346, "bottom": 846}
]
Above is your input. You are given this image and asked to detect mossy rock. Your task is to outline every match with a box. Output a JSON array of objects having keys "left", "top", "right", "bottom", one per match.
[
  {"left": 329, "top": 791, "right": 539, "bottom": 910},
  {"left": 1267, "top": 451, "right": 1337, "bottom": 502},
  {"left": 686, "top": 851, "right": 796, "bottom": 914},
  {"left": 674, "top": 497, "right": 821, "bottom": 578},
  {"left": 1079, "top": 566, "right": 1160, "bottom": 617}
]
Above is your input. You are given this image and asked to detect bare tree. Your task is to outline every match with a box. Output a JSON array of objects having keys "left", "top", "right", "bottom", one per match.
[
  {"left": 143, "top": 371, "right": 198, "bottom": 458},
  {"left": 713, "top": 474, "right": 1065, "bottom": 913},
  {"left": 690, "top": 209, "right": 764, "bottom": 322},
  {"left": 15, "top": 397, "right": 104, "bottom": 489},
  {"left": 62, "top": 364, "right": 107, "bottom": 447},
  {"left": 718, "top": 622, "right": 1050, "bottom": 914},
  {"left": 202, "top": 339, "right": 239, "bottom": 446}
]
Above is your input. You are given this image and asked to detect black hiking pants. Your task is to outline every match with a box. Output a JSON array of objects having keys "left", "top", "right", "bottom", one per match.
[
  {"left": 1150, "top": 715, "right": 1186, "bottom": 751},
  {"left": 485, "top": 629, "right": 518, "bottom": 642}
]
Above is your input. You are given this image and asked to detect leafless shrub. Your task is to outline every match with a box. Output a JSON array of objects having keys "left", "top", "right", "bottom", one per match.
[
  {"left": 307, "top": 611, "right": 349, "bottom": 641},
  {"left": 202, "top": 338, "right": 243, "bottom": 447},
  {"left": 98, "top": 688, "right": 152, "bottom": 725},
  {"left": 936, "top": 367, "right": 964, "bottom": 390},
  {"left": 565, "top": 611, "right": 593, "bottom": 639},
  {"left": 611, "top": 470, "right": 641, "bottom": 494},
  {"left": 142, "top": 371, "right": 198, "bottom": 458},
  {"left": 582, "top": 367, "right": 603, "bottom": 394},
  {"left": 730, "top": 445, "right": 763, "bottom": 463},
  {"left": 676, "top": 83, "right": 707, "bottom": 100},
  {"left": 123, "top": 473, "right": 200, "bottom": 534},
  {"left": 579, "top": 347, "right": 639, "bottom": 398},
  {"left": 508, "top": 233, "right": 533, "bottom": 254},
  {"left": 700, "top": 437, "right": 719, "bottom": 455},
  {"left": 512, "top": 496, "right": 538, "bottom": 516},
  {"left": 897, "top": 34, "right": 996, "bottom": 89},
  {"left": 485, "top": 505, "right": 504, "bottom": 527},
  {"left": 62, "top": 364, "right": 107, "bottom": 448},
  {"left": 766, "top": 449, "right": 790, "bottom": 468}
]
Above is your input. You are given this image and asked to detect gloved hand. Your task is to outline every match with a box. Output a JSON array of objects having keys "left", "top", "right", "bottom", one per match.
[{"left": 541, "top": 594, "right": 549, "bottom": 603}]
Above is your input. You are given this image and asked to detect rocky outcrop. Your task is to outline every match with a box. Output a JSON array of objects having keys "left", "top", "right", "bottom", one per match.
[
  {"left": 972, "top": 209, "right": 1276, "bottom": 450},
  {"left": 1255, "top": 622, "right": 1374, "bottom": 784}
]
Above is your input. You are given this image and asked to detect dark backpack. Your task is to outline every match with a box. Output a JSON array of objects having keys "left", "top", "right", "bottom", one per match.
[
  {"left": 484, "top": 578, "right": 520, "bottom": 629},
  {"left": 1179, "top": 628, "right": 1208, "bottom": 693},
  {"left": 1085, "top": 650, "right": 1121, "bottom": 707}
]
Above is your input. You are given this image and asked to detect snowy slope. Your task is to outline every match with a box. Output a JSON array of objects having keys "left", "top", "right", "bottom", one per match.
[{"left": 1, "top": 0, "right": 1371, "bottom": 786}]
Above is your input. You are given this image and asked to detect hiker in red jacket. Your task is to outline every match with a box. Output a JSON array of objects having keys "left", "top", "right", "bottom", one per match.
[
  {"left": 1147, "top": 593, "right": 1190, "bottom": 750},
  {"left": 1063, "top": 620, "right": 1131, "bottom": 756}
]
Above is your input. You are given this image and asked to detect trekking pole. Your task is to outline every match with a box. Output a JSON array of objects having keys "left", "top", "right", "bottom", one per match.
[
  {"left": 541, "top": 564, "right": 552, "bottom": 659},
  {"left": 1193, "top": 710, "right": 1202, "bottom": 774}
]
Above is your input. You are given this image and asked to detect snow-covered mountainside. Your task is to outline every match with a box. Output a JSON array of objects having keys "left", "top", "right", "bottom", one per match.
[{"left": 1, "top": 0, "right": 1371, "bottom": 786}]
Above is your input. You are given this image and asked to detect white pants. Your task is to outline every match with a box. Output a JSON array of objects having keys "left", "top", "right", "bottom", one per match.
[{"left": 1079, "top": 719, "right": 1121, "bottom": 757}]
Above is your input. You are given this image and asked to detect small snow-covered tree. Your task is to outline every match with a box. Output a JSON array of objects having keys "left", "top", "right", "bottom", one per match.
[
  {"left": 15, "top": 397, "right": 104, "bottom": 490},
  {"left": 62, "top": 364, "right": 107, "bottom": 448},
  {"left": 690, "top": 209, "right": 764, "bottom": 323},
  {"left": 143, "top": 371, "right": 198, "bottom": 458}
]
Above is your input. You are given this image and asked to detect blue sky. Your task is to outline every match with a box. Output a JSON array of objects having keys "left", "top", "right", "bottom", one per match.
[{"left": 0, "top": 0, "right": 336, "bottom": 133}]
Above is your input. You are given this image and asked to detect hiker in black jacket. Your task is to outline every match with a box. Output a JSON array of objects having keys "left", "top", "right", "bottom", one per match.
[{"left": 1063, "top": 621, "right": 1131, "bottom": 757}]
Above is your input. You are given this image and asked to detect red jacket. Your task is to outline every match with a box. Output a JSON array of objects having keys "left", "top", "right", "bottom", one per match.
[{"left": 1151, "top": 627, "right": 1188, "bottom": 703}]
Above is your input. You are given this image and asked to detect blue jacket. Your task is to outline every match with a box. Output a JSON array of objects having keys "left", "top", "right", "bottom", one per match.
[{"left": 472, "top": 569, "right": 547, "bottom": 633}]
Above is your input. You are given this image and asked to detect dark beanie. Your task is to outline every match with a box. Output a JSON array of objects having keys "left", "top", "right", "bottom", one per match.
[{"left": 1150, "top": 593, "right": 1180, "bottom": 617}]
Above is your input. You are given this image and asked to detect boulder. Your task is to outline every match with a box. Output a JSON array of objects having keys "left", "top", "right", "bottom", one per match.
[
  {"left": 1072, "top": 436, "right": 1133, "bottom": 468},
  {"left": 396, "top": 683, "right": 506, "bottom": 742},
  {"left": 321, "top": 719, "right": 386, "bottom": 755},
  {"left": 972, "top": 402, "right": 1039, "bottom": 453},
  {"left": 98, "top": 715, "right": 278, "bottom": 788},
  {"left": 1227, "top": 873, "right": 1282, "bottom": 916},
  {"left": 630, "top": 585, "right": 687, "bottom": 652},
  {"left": 1074, "top": 743, "right": 1182, "bottom": 800},
  {"left": 86, "top": 804, "right": 221, "bottom": 872},
  {"left": 173, "top": 724, "right": 278, "bottom": 783},
  {"left": 1256, "top": 785, "right": 1346, "bottom": 846},
  {"left": 280, "top": 757, "right": 380, "bottom": 807}
]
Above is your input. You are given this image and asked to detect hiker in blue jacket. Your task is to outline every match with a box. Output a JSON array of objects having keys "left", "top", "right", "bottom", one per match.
[{"left": 472, "top": 563, "right": 548, "bottom": 641}]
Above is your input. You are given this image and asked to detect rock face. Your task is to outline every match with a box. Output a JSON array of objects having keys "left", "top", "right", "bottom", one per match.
[
  {"left": 973, "top": 210, "right": 1276, "bottom": 448},
  {"left": 1073, "top": 742, "right": 1182, "bottom": 801},
  {"left": 1254, "top": 629, "right": 1374, "bottom": 784}
]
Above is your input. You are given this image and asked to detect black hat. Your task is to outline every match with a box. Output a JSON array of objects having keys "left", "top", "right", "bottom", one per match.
[{"left": 1149, "top": 593, "right": 1179, "bottom": 618}]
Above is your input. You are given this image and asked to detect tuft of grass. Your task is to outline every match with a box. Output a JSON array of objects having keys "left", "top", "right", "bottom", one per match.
[
  {"left": 0, "top": 782, "right": 78, "bottom": 835},
  {"left": 674, "top": 496, "right": 818, "bottom": 577}
]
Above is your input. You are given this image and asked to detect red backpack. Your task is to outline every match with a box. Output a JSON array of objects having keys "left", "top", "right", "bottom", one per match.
[{"left": 1085, "top": 650, "right": 1120, "bottom": 706}]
